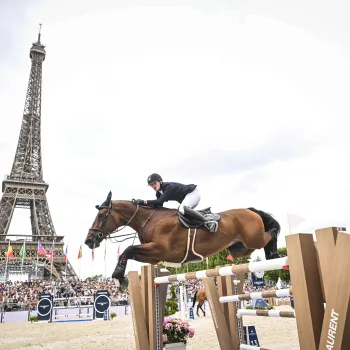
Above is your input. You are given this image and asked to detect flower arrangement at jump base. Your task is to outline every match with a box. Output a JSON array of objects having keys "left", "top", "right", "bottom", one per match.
[{"left": 162, "top": 316, "right": 195, "bottom": 349}]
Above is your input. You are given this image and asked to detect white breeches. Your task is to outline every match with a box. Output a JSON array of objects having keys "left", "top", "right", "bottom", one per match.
[{"left": 178, "top": 188, "right": 201, "bottom": 214}]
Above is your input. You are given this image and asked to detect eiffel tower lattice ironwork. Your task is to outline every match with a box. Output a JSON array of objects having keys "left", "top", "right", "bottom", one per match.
[{"left": 0, "top": 28, "right": 78, "bottom": 281}]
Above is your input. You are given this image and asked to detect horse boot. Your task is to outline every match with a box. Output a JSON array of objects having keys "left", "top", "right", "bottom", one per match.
[
  {"left": 264, "top": 233, "right": 281, "bottom": 260},
  {"left": 112, "top": 256, "right": 127, "bottom": 281}
]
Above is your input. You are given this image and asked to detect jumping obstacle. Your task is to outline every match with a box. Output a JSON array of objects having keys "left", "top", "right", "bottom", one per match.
[
  {"left": 154, "top": 257, "right": 289, "bottom": 284},
  {"left": 36, "top": 290, "right": 111, "bottom": 323},
  {"left": 127, "top": 228, "right": 350, "bottom": 350}
]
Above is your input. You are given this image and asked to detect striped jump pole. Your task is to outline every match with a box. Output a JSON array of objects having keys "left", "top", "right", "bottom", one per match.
[
  {"left": 154, "top": 257, "right": 288, "bottom": 284},
  {"left": 237, "top": 309, "right": 295, "bottom": 318},
  {"left": 240, "top": 345, "right": 270, "bottom": 350},
  {"left": 220, "top": 288, "right": 293, "bottom": 303}
]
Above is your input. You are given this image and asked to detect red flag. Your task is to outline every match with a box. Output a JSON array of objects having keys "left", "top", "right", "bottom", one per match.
[
  {"left": 227, "top": 254, "right": 234, "bottom": 262},
  {"left": 5, "top": 245, "right": 14, "bottom": 259},
  {"left": 38, "top": 241, "right": 47, "bottom": 255},
  {"left": 77, "top": 244, "right": 82, "bottom": 260},
  {"left": 64, "top": 245, "right": 68, "bottom": 261},
  {"left": 48, "top": 241, "right": 54, "bottom": 261}
]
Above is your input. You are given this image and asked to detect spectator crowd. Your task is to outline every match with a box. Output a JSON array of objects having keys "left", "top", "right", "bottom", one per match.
[
  {"left": 0, "top": 278, "right": 129, "bottom": 311},
  {"left": 0, "top": 274, "right": 291, "bottom": 312}
]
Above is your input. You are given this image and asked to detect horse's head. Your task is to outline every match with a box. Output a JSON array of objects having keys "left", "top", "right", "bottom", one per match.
[{"left": 85, "top": 191, "right": 118, "bottom": 249}]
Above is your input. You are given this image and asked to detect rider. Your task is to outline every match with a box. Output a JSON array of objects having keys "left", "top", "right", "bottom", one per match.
[{"left": 132, "top": 173, "right": 207, "bottom": 222}]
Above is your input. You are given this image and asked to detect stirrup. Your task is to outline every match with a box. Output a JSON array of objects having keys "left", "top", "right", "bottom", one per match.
[{"left": 205, "top": 221, "right": 218, "bottom": 232}]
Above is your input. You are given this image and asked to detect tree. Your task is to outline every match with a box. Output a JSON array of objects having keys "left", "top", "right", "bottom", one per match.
[
  {"left": 86, "top": 274, "right": 103, "bottom": 281},
  {"left": 165, "top": 284, "right": 178, "bottom": 316},
  {"left": 261, "top": 247, "right": 290, "bottom": 283}
]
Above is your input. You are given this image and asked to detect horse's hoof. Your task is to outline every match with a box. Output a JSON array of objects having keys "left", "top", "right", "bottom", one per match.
[
  {"left": 266, "top": 252, "right": 281, "bottom": 260},
  {"left": 112, "top": 266, "right": 125, "bottom": 280},
  {"left": 120, "top": 276, "right": 129, "bottom": 288}
]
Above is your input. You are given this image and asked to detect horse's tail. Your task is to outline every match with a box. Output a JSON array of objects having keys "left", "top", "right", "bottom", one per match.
[
  {"left": 247, "top": 207, "right": 281, "bottom": 239},
  {"left": 192, "top": 291, "right": 198, "bottom": 308}
]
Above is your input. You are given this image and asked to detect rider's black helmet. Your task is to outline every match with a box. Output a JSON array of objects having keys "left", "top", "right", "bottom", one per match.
[{"left": 147, "top": 173, "right": 163, "bottom": 185}]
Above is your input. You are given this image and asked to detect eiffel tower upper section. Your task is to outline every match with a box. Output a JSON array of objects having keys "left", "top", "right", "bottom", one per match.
[
  {"left": 11, "top": 30, "right": 46, "bottom": 183},
  {"left": 0, "top": 28, "right": 57, "bottom": 241}
]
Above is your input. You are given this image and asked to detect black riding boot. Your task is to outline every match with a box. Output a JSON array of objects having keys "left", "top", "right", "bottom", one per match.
[{"left": 183, "top": 206, "right": 206, "bottom": 223}]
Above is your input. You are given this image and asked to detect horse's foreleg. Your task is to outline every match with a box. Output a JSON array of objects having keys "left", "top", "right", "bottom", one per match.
[
  {"left": 199, "top": 304, "right": 206, "bottom": 316},
  {"left": 112, "top": 243, "right": 161, "bottom": 282}
]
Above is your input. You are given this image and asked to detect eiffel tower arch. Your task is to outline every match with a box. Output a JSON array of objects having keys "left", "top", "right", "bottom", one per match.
[{"left": 0, "top": 27, "right": 78, "bottom": 281}]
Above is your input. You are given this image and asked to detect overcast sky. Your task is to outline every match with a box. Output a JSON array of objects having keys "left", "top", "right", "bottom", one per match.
[{"left": 1, "top": 0, "right": 350, "bottom": 279}]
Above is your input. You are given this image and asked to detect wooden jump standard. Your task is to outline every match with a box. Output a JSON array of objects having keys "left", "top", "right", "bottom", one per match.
[{"left": 127, "top": 229, "right": 350, "bottom": 350}]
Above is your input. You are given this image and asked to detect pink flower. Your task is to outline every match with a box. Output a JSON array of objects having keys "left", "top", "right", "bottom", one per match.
[
  {"left": 189, "top": 328, "right": 195, "bottom": 338},
  {"left": 162, "top": 334, "right": 168, "bottom": 343},
  {"left": 164, "top": 323, "right": 173, "bottom": 330}
]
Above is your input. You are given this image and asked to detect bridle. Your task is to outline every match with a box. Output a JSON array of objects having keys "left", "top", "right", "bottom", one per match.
[
  {"left": 88, "top": 202, "right": 154, "bottom": 245},
  {"left": 89, "top": 202, "right": 140, "bottom": 241}
]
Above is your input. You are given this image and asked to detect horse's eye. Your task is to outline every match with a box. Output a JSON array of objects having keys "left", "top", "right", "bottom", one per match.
[{"left": 98, "top": 214, "right": 104, "bottom": 220}]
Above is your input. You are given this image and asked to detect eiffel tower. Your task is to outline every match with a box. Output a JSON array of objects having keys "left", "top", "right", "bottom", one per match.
[{"left": 0, "top": 27, "right": 78, "bottom": 281}]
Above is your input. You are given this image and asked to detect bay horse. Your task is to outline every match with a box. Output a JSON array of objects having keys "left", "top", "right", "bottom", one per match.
[
  {"left": 85, "top": 191, "right": 281, "bottom": 287},
  {"left": 192, "top": 289, "right": 207, "bottom": 317}
]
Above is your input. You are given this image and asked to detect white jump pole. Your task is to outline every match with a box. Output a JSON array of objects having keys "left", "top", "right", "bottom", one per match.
[
  {"left": 220, "top": 288, "right": 292, "bottom": 303},
  {"left": 237, "top": 309, "right": 295, "bottom": 318},
  {"left": 155, "top": 257, "right": 288, "bottom": 284}
]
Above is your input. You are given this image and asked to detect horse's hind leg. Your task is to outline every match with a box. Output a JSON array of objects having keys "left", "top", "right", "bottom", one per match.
[
  {"left": 199, "top": 304, "right": 206, "bottom": 316},
  {"left": 263, "top": 233, "right": 281, "bottom": 259},
  {"left": 227, "top": 242, "right": 255, "bottom": 258}
]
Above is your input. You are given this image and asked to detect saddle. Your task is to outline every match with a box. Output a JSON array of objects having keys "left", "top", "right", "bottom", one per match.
[{"left": 178, "top": 207, "right": 221, "bottom": 232}]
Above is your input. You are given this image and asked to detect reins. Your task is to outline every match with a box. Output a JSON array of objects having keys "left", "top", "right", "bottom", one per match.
[{"left": 90, "top": 202, "right": 155, "bottom": 246}]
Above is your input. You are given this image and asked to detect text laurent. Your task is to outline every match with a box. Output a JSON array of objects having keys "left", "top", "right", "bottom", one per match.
[{"left": 326, "top": 309, "right": 339, "bottom": 350}]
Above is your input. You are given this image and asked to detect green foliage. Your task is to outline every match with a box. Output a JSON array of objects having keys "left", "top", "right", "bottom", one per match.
[
  {"left": 255, "top": 305, "right": 268, "bottom": 310},
  {"left": 86, "top": 274, "right": 103, "bottom": 281},
  {"left": 165, "top": 285, "right": 179, "bottom": 316},
  {"left": 263, "top": 269, "right": 280, "bottom": 282},
  {"left": 170, "top": 284, "right": 176, "bottom": 299},
  {"left": 165, "top": 300, "right": 178, "bottom": 316},
  {"left": 246, "top": 302, "right": 274, "bottom": 310},
  {"left": 263, "top": 247, "right": 290, "bottom": 282},
  {"left": 277, "top": 247, "right": 290, "bottom": 281},
  {"left": 29, "top": 315, "right": 38, "bottom": 323},
  {"left": 110, "top": 312, "right": 117, "bottom": 320}
]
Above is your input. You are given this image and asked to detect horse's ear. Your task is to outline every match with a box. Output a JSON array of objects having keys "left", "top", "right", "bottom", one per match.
[
  {"left": 100, "top": 191, "right": 112, "bottom": 207},
  {"left": 95, "top": 205, "right": 100, "bottom": 210}
]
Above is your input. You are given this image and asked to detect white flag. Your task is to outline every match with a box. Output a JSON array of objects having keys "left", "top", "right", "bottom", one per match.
[{"left": 287, "top": 213, "right": 306, "bottom": 233}]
